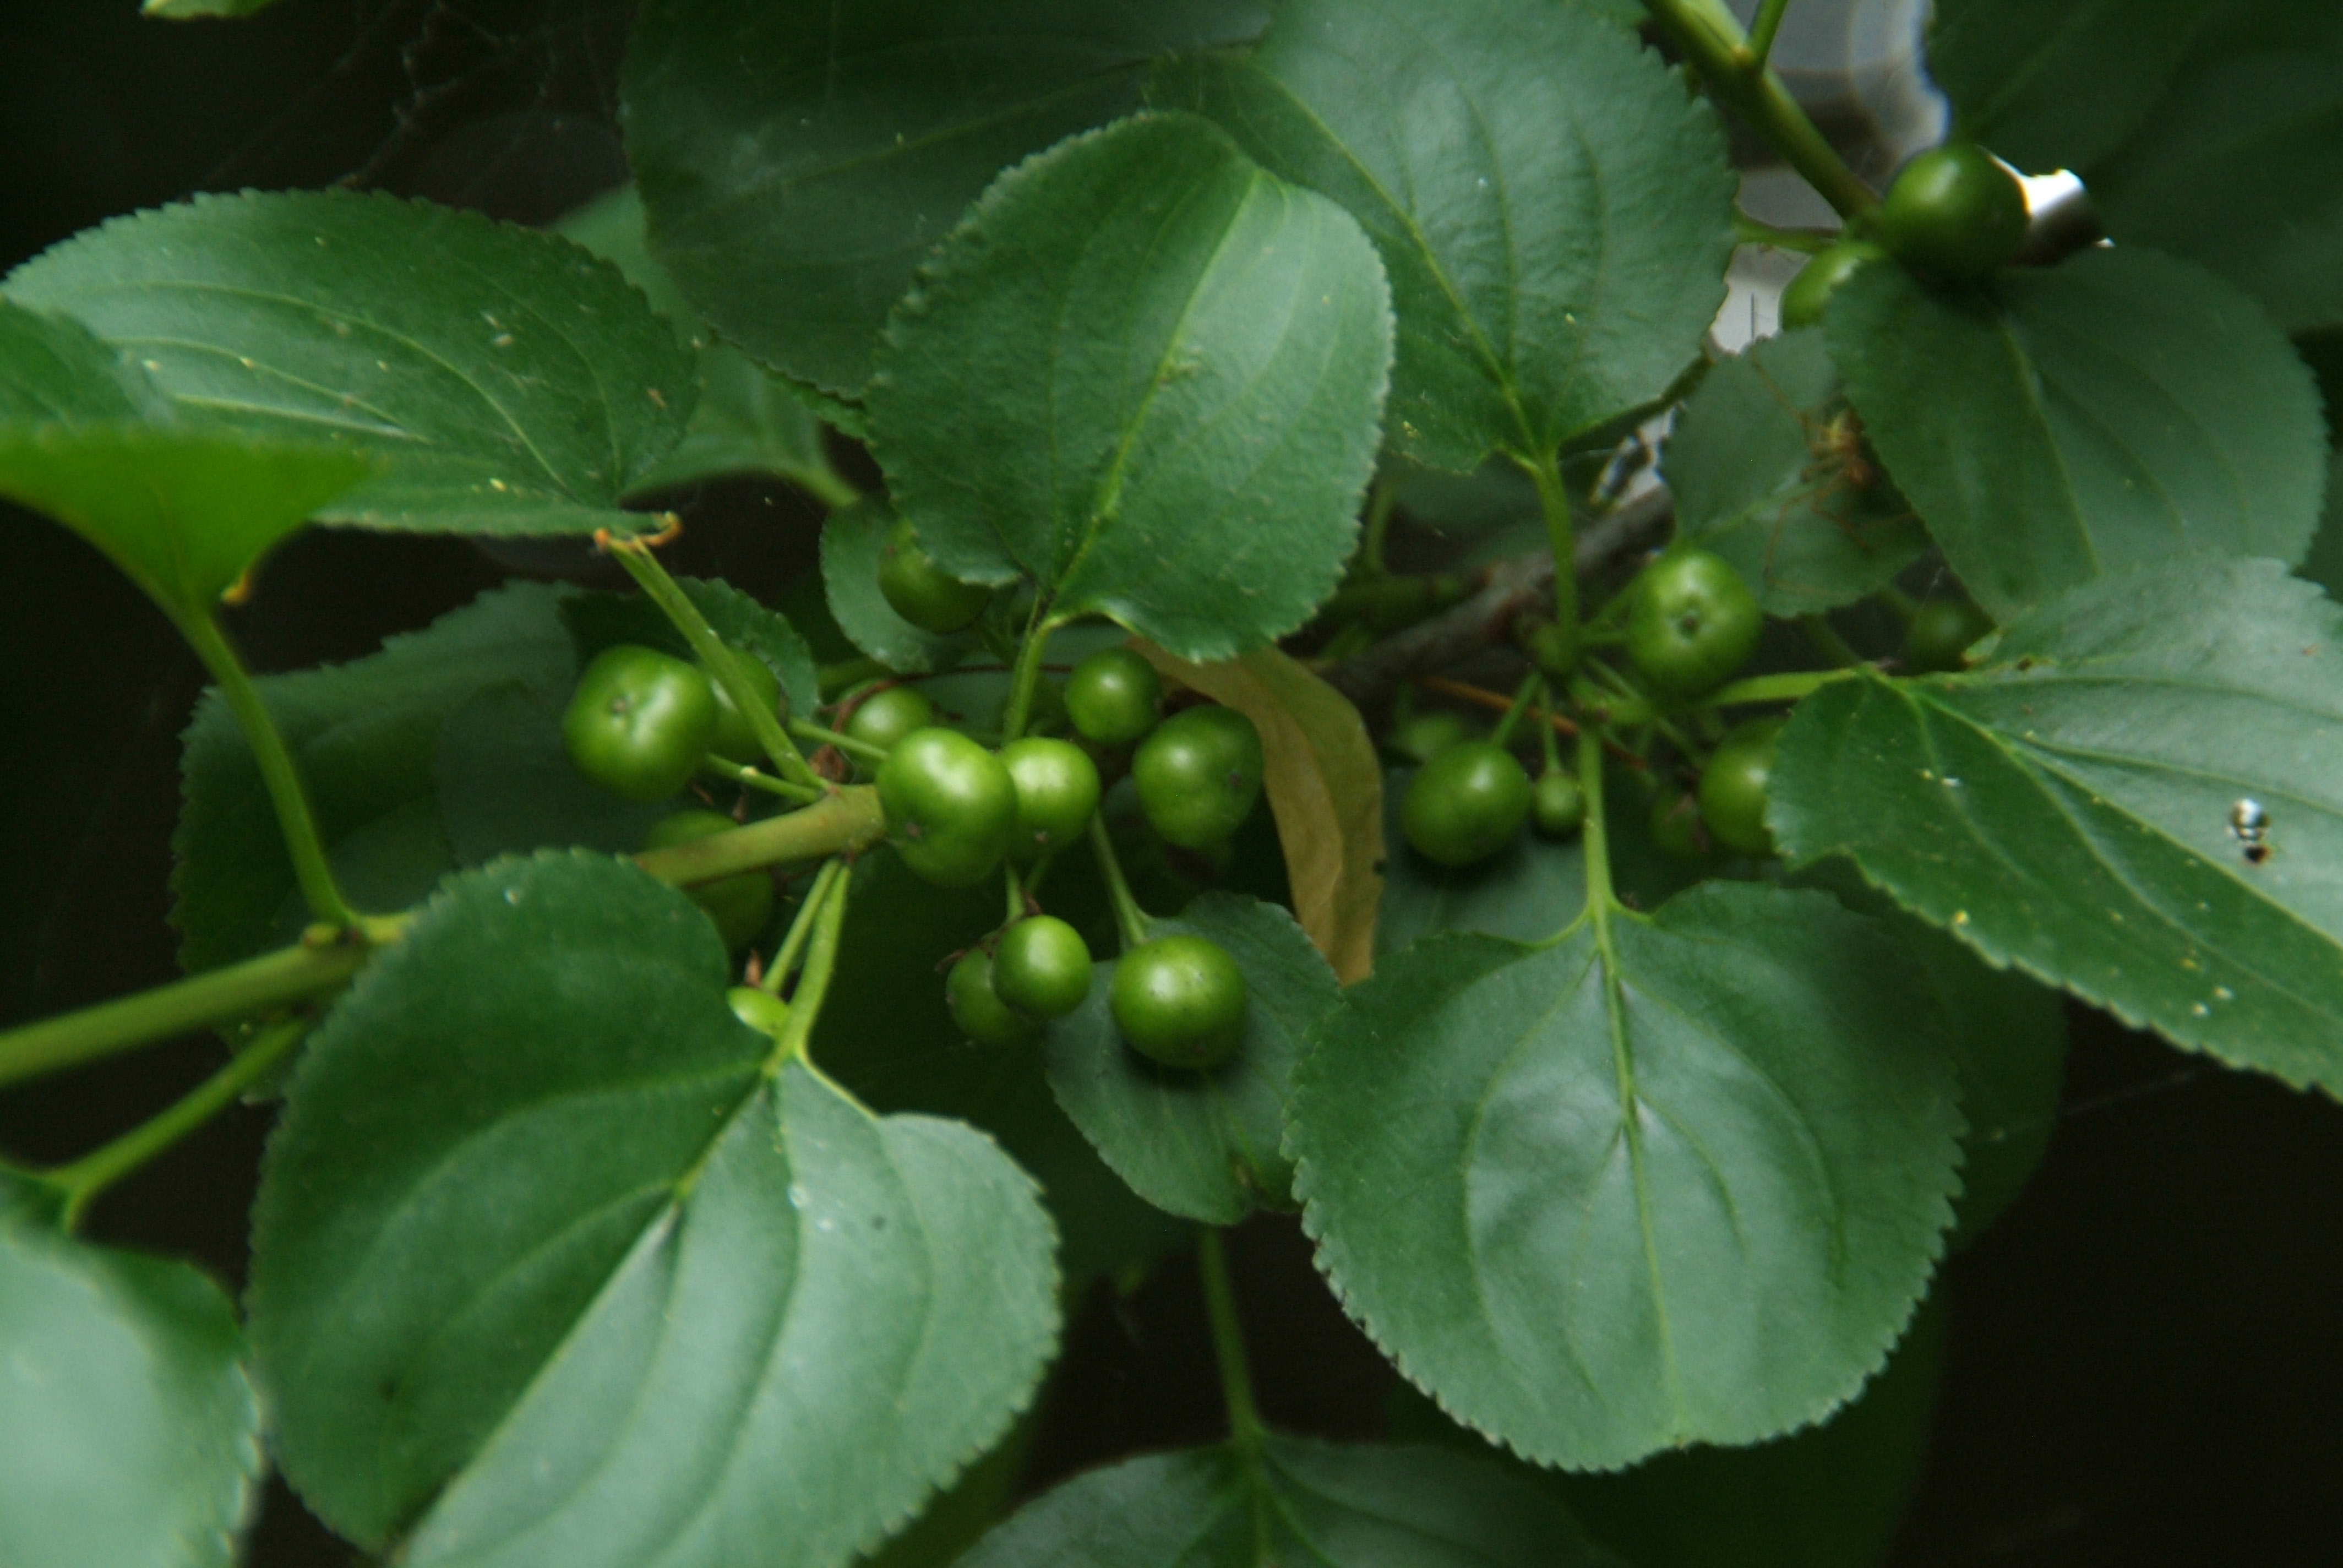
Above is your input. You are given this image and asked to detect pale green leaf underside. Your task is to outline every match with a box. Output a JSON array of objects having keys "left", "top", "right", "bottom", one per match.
[
  {"left": 0, "top": 424, "right": 366, "bottom": 624},
  {"left": 1045, "top": 894, "right": 1338, "bottom": 1224},
  {"left": 820, "top": 500, "right": 979, "bottom": 674},
  {"left": 956, "top": 1435, "right": 1622, "bottom": 1566},
  {"left": 1162, "top": 0, "right": 1733, "bottom": 472},
  {"left": 621, "top": 0, "right": 1269, "bottom": 399},
  {"left": 6, "top": 190, "right": 695, "bottom": 536},
  {"left": 0, "top": 1224, "right": 261, "bottom": 1568},
  {"left": 867, "top": 112, "right": 1393, "bottom": 661},
  {"left": 1665, "top": 329, "right": 1926, "bottom": 616},
  {"left": 1832, "top": 247, "right": 2328, "bottom": 620},
  {"left": 249, "top": 853, "right": 1058, "bottom": 1565},
  {"left": 1772, "top": 557, "right": 2343, "bottom": 1093},
  {"left": 1292, "top": 881, "right": 1963, "bottom": 1470}
]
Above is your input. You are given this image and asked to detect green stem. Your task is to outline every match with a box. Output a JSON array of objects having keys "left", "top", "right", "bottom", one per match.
[
  {"left": 1576, "top": 727, "right": 1621, "bottom": 926},
  {"left": 1000, "top": 612, "right": 1056, "bottom": 743},
  {"left": 1087, "top": 815, "right": 1152, "bottom": 952},
  {"left": 46, "top": 1014, "right": 312, "bottom": 1231},
  {"left": 760, "top": 858, "right": 847, "bottom": 998},
  {"left": 786, "top": 458, "right": 862, "bottom": 515},
  {"left": 1743, "top": 0, "right": 1793, "bottom": 72},
  {"left": 1706, "top": 667, "right": 1860, "bottom": 709},
  {"left": 1641, "top": 0, "right": 1878, "bottom": 219},
  {"left": 789, "top": 718, "right": 890, "bottom": 770},
  {"left": 608, "top": 542, "right": 826, "bottom": 792},
  {"left": 635, "top": 786, "right": 886, "bottom": 888},
  {"left": 1523, "top": 447, "right": 1579, "bottom": 633},
  {"left": 0, "top": 935, "right": 374, "bottom": 1091},
  {"left": 1731, "top": 210, "right": 1835, "bottom": 253},
  {"left": 1797, "top": 613, "right": 1867, "bottom": 669},
  {"left": 182, "top": 612, "right": 357, "bottom": 931},
  {"left": 770, "top": 865, "right": 851, "bottom": 1068},
  {"left": 1490, "top": 672, "right": 1545, "bottom": 748},
  {"left": 1196, "top": 1228, "right": 1266, "bottom": 1452},
  {"left": 1359, "top": 475, "right": 1397, "bottom": 576},
  {"left": 1539, "top": 691, "right": 1565, "bottom": 774},
  {"left": 700, "top": 758, "right": 825, "bottom": 805},
  {"left": 1004, "top": 860, "right": 1027, "bottom": 925}
]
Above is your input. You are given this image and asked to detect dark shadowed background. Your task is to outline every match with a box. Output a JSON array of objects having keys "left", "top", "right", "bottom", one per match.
[{"left": 1, "top": 2, "right": 2336, "bottom": 1563}]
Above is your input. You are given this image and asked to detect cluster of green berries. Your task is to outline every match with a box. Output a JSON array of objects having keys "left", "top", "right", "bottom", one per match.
[
  {"left": 857, "top": 620, "right": 1263, "bottom": 1074},
  {"left": 1780, "top": 141, "right": 2031, "bottom": 330}
]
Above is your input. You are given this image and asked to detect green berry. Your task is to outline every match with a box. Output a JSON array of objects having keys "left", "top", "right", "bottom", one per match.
[
  {"left": 563, "top": 644, "right": 720, "bottom": 803},
  {"left": 1064, "top": 646, "right": 1163, "bottom": 745},
  {"left": 1625, "top": 549, "right": 1763, "bottom": 700},
  {"left": 946, "top": 949, "right": 1039, "bottom": 1047},
  {"left": 992, "top": 916, "right": 1094, "bottom": 1019},
  {"left": 999, "top": 737, "right": 1101, "bottom": 862},
  {"left": 846, "top": 685, "right": 938, "bottom": 754},
  {"left": 1533, "top": 771, "right": 1585, "bottom": 839},
  {"left": 1877, "top": 143, "right": 2029, "bottom": 281},
  {"left": 876, "top": 728, "right": 1016, "bottom": 889},
  {"left": 1401, "top": 741, "right": 1533, "bottom": 868},
  {"left": 1110, "top": 934, "right": 1249, "bottom": 1070},
  {"left": 1903, "top": 597, "right": 1995, "bottom": 674},
  {"left": 878, "top": 515, "right": 993, "bottom": 633},
  {"left": 726, "top": 986, "right": 792, "bottom": 1038},
  {"left": 1132, "top": 705, "right": 1264, "bottom": 851},
  {"left": 1387, "top": 710, "right": 1476, "bottom": 766},
  {"left": 1697, "top": 718, "right": 1785, "bottom": 857}
]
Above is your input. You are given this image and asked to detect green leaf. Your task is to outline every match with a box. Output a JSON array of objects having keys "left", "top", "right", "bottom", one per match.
[
  {"left": 620, "top": 0, "right": 1269, "bottom": 399},
  {"left": 866, "top": 112, "right": 1394, "bottom": 661},
  {"left": 554, "top": 186, "right": 845, "bottom": 499},
  {"left": 6, "top": 190, "right": 696, "bottom": 536},
  {"left": 1771, "top": 556, "right": 2343, "bottom": 1093},
  {"left": 0, "top": 1223, "right": 261, "bottom": 1568},
  {"left": 819, "top": 850, "right": 1183, "bottom": 1287},
  {"left": 1927, "top": 0, "right": 2343, "bottom": 333},
  {"left": 820, "top": 499, "right": 980, "bottom": 674},
  {"left": 1831, "top": 247, "right": 2328, "bottom": 620},
  {"left": 173, "top": 582, "right": 577, "bottom": 971},
  {"left": 560, "top": 575, "right": 821, "bottom": 720},
  {"left": 431, "top": 683, "right": 672, "bottom": 865},
  {"left": 1665, "top": 330, "right": 1927, "bottom": 616},
  {"left": 955, "top": 1434, "right": 1622, "bottom": 1567},
  {"left": 249, "top": 852, "right": 1059, "bottom": 1565},
  {"left": 1162, "top": 0, "right": 1732, "bottom": 472},
  {"left": 1377, "top": 772, "right": 1587, "bottom": 956},
  {"left": 1291, "top": 880, "right": 1963, "bottom": 1469},
  {"left": 0, "top": 298, "right": 171, "bottom": 423},
  {"left": 2308, "top": 449, "right": 2343, "bottom": 597},
  {"left": 0, "top": 425, "right": 366, "bottom": 627},
  {"left": 143, "top": 0, "right": 291, "bottom": 16},
  {"left": 1045, "top": 894, "right": 1338, "bottom": 1224}
]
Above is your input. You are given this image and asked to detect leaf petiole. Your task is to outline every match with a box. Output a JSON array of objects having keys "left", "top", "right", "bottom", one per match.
[
  {"left": 1490, "top": 672, "right": 1546, "bottom": 748},
  {"left": 769, "top": 865, "right": 852, "bottom": 1069},
  {"left": 1086, "top": 815, "right": 1152, "bottom": 952},
  {"left": 759, "top": 858, "right": 848, "bottom": 998},
  {"left": 1196, "top": 1228, "right": 1266, "bottom": 1454},
  {"left": 1522, "top": 446, "right": 1579, "bottom": 633},
  {"left": 789, "top": 718, "right": 890, "bottom": 769},
  {"left": 999, "top": 607, "right": 1058, "bottom": 742},
  {"left": 701, "top": 758, "right": 825, "bottom": 805},
  {"left": 1742, "top": 0, "right": 1794, "bottom": 73}
]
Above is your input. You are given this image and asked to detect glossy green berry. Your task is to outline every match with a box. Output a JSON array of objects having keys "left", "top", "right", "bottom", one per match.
[
  {"left": 1649, "top": 786, "right": 1709, "bottom": 861},
  {"left": 1000, "top": 737, "right": 1101, "bottom": 862},
  {"left": 1064, "top": 646, "right": 1163, "bottom": 745},
  {"left": 1533, "top": 771, "right": 1585, "bottom": 839},
  {"left": 1401, "top": 740, "right": 1533, "bottom": 868},
  {"left": 993, "top": 916, "right": 1094, "bottom": 1019},
  {"left": 878, "top": 515, "right": 993, "bottom": 634},
  {"left": 1520, "top": 617, "right": 1580, "bottom": 682},
  {"left": 1132, "top": 706, "right": 1264, "bottom": 850},
  {"left": 1110, "top": 934, "right": 1248, "bottom": 1070},
  {"left": 645, "top": 810, "right": 775, "bottom": 949},
  {"left": 946, "top": 949, "right": 1039, "bottom": 1047},
  {"left": 726, "top": 986, "right": 791, "bottom": 1038},
  {"left": 1903, "top": 596, "right": 1996, "bottom": 674},
  {"left": 1779, "top": 241, "right": 1888, "bottom": 330},
  {"left": 1698, "top": 718, "right": 1786, "bottom": 857},
  {"left": 1625, "top": 549, "right": 1763, "bottom": 700},
  {"left": 1878, "top": 143, "right": 2029, "bottom": 281},
  {"left": 1387, "top": 710, "right": 1476, "bottom": 766},
  {"left": 563, "top": 644, "right": 720, "bottom": 803},
  {"left": 704, "top": 654, "right": 783, "bottom": 766},
  {"left": 876, "top": 727, "right": 1016, "bottom": 889},
  {"left": 846, "top": 685, "right": 938, "bottom": 754}
]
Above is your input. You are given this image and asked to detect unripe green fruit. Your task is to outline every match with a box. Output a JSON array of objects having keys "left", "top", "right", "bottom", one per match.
[
  {"left": 1387, "top": 710, "right": 1476, "bottom": 766},
  {"left": 704, "top": 654, "right": 784, "bottom": 766},
  {"left": 1698, "top": 718, "right": 1786, "bottom": 857},
  {"left": 1000, "top": 737, "right": 1101, "bottom": 862},
  {"left": 876, "top": 728, "right": 1015, "bottom": 889},
  {"left": 946, "top": 949, "right": 1039, "bottom": 1047},
  {"left": 846, "top": 685, "right": 938, "bottom": 754},
  {"left": 1401, "top": 741, "right": 1533, "bottom": 868},
  {"left": 1625, "top": 549, "right": 1763, "bottom": 699},
  {"left": 1779, "top": 241, "right": 1888, "bottom": 330},
  {"left": 1110, "top": 934, "right": 1248, "bottom": 1070},
  {"left": 1877, "top": 143, "right": 2029, "bottom": 281},
  {"left": 645, "top": 810, "right": 775, "bottom": 949},
  {"left": 726, "top": 986, "right": 792, "bottom": 1038},
  {"left": 1064, "top": 646, "right": 1163, "bottom": 745},
  {"left": 878, "top": 515, "right": 993, "bottom": 633},
  {"left": 992, "top": 916, "right": 1093, "bottom": 1019},
  {"left": 1132, "top": 705, "right": 1265, "bottom": 851},
  {"left": 1533, "top": 771, "right": 1585, "bottom": 839},
  {"left": 1903, "top": 597, "right": 1995, "bottom": 674},
  {"left": 563, "top": 644, "right": 721, "bottom": 803},
  {"left": 1649, "top": 787, "right": 1709, "bottom": 861}
]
